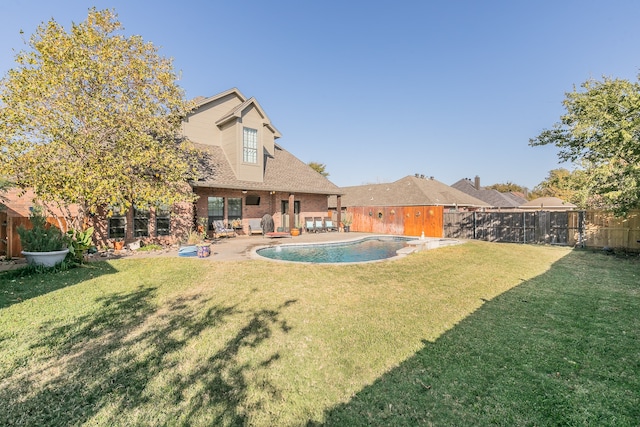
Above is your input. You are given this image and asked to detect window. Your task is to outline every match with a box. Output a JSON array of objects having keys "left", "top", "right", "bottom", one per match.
[
  {"left": 108, "top": 207, "right": 126, "bottom": 239},
  {"left": 156, "top": 205, "right": 171, "bottom": 236},
  {"left": 228, "top": 198, "right": 242, "bottom": 222},
  {"left": 133, "top": 205, "right": 150, "bottom": 237},
  {"left": 208, "top": 196, "right": 224, "bottom": 230},
  {"left": 243, "top": 127, "right": 258, "bottom": 163}
]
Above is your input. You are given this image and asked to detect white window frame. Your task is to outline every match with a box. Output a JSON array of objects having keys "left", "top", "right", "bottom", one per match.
[{"left": 243, "top": 127, "right": 258, "bottom": 163}]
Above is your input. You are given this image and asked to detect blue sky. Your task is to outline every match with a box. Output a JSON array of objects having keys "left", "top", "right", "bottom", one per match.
[{"left": 2, "top": 1, "right": 639, "bottom": 190}]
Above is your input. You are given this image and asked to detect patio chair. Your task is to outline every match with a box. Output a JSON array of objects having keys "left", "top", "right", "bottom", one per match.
[
  {"left": 213, "top": 220, "right": 236, "bottom": 238},
  {"left": 304, "top": 217, "right": 315, "bottom": 233},
  {"left": 248, "top": 218, "right": 263, "bottom": 235},
  {"left": 314, "top": 217, "right": 325, "bottom": 232},
  {"left": 324, "top": 217, "right": 338, "bottom": 232}
]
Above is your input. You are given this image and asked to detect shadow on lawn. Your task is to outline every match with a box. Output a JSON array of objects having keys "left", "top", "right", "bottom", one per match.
[
  {"left": 311, "top": 250, "right": 640, "bottom": 426},
  {"left": 0, "top": 261, "right": 119, "bottom": 309},
  {"left": 0, "top": 283, "right": 297, "bottom": 426}
]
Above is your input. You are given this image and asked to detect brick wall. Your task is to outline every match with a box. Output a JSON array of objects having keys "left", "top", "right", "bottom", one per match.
[{"left": 194, "top": 188, "right": 329, "bottom": 232}]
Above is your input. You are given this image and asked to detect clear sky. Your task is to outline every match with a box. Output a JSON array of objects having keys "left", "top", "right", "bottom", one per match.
[{"left": 2, "top": 1, "right": 639, "bottom": 190}]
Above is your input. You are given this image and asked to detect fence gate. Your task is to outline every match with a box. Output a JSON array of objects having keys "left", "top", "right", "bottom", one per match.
[{"left": 443, "top": 211, "right": 584, "bottom": 246}]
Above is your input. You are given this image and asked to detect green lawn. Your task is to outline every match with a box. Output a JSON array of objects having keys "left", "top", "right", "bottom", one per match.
[{"left": 0, "top": 241, "right": 638, "bottom": 426}]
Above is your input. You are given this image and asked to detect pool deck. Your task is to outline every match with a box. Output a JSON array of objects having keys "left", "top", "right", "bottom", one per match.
[{"left": 0, "top": 232, "right": 460, "bottom": 270}]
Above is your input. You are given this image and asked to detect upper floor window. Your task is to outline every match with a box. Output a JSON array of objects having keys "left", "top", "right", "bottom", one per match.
[{"left": 243, "top": 127, "right": 258, "bottom": 163}]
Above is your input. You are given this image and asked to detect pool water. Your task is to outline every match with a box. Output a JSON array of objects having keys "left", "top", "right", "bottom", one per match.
[{"left": 256, "top": 236, "right": 416, "bottom": 263}]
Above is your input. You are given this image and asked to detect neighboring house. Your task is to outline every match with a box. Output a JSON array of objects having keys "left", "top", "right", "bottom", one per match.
[
  {"left": 451, "top": 176, "right": 528, "bottom": 209},
  {"left": 520, "top": 197, "right": 577, "bottom": 211},
  {"left": 183, "top": 88, "right": 342, "bottom": 235},
  {"left": 328, "top": 175, "right": 489, "bottom": 236},
  {"left": 332, "top": 175, "right": 489, "bottom": 209}
]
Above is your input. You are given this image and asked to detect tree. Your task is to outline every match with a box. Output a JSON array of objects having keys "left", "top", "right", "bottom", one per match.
[
  {"left": 485, "top": 182, "right": 526, "bottom": 194},
  {"left": 530, "top": 76, "right": 640, "bottom": 216},
  {"left": 0, "top": 9, "right": 198, "bottom": 228},
  {"left": 308, "top": 161, "right": 329, "bottom": 177},
  {"left": 531, "top": 168, "right": 586, "bottom": 206}
]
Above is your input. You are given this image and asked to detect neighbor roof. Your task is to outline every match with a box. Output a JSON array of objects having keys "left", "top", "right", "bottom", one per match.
[
  {"left": 520, "top": 197, "right": 577, "bottom": 209},
  {"left": 192, "top": 143, "right": 341, "bottom": 195},
  {"left": 451, "top": 178, "right": 527, "bottom": 208},
  {"left": 329, "top": 175, "right": 489, "bottom": 208}
]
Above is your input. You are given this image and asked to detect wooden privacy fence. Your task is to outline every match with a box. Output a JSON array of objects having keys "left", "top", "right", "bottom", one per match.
[
  {"left": 444, "top": 210, "right": 640, "bottom": 250},
  {"left": 443, "top": 211, "right": 586, "bottom": 246},
  {"left": 583, "top": 210, "right": 640, "bottom": 250},
  {"left": 346, "top": 206, "right": 443, "bottom": 237}
]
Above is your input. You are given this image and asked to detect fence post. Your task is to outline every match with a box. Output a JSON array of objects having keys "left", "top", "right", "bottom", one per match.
[{"left": 473, "top": 211, "right": 477, "bottom": 240}]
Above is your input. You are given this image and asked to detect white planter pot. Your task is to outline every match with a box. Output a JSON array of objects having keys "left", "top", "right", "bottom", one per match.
[{"left": 21, "top": 249, "right": 70, "bottom": 267}]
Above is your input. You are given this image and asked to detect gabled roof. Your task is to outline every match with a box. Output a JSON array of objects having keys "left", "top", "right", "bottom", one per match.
[
  {"left": 451, "top": 178, "right": 526, "bottom": 208},
  {"left": 329, "top": 175, "right": 489, "bottom": 208},
  {"left": 192, "top": 143, "right": 341, "bottom": 195},
  {"left": 215, "top": 97, "right": 281, "bottom": 138},
  {"left": 192, "top": 87, "right": 247, "bottom": 109}
]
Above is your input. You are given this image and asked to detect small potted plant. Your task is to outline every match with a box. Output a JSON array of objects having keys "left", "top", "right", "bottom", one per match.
[
  {"left": 113, "top": 238, "right": 125, "bottom": 251},
  {"left": 17, "top": 205, "right": 69, "bottom": 267},
  {"left": 342, "top": 213, "right": 353, "bottom": 232}
]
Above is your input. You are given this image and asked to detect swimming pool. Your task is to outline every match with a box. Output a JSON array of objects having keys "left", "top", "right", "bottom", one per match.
[{"left": 255, "top": 236, "right": 417, "bottom": 263}]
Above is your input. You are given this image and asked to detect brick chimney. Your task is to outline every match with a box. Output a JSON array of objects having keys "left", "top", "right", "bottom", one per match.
[{"left": 474, "top": 175, "right": 481, "bottom": 190}]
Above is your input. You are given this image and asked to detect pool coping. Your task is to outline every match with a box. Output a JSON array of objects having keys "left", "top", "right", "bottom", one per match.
[{"left": 250, "top": 235, "right": 461, "bottom": 265}]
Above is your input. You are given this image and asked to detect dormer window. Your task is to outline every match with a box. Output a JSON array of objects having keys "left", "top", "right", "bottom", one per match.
[{"left": 243, "top": 127, "right": 258, "bottom": 163}]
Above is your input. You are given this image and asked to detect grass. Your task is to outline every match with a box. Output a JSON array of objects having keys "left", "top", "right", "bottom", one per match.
[{"left": 0, "top": 241, "right": 638, "bottom": 426}]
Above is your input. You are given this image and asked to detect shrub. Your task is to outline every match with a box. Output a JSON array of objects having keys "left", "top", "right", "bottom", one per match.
[{"left": 17, "top": 206, "right": 67, "bottom": 252}]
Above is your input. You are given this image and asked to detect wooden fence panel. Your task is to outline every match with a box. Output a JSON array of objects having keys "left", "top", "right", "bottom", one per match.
[
  {"left": 0, "top": 212, "right": 7, "bottom": 257},
  {"left": 584, "top": 210, "right": 640, "bottom": 250},
  {"left": 443, "top": 211, "right": 580, "bottom": 245},
  {"left": 347, "top": 205, "right": 442, "bottom": 237},
  {"left": 443, "top": 212, "right": 474, "bottom": 239}
]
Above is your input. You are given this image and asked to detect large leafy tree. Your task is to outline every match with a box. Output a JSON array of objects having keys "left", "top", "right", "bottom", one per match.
[
  {"left": 531, "top": 168, "right": 587, "bottom": 206},
  {"left": 0, "top": 9, "right": 198, "bottom": 227},
  {"left": 530, "top": 76, "right": 640, "bottom": 216}
]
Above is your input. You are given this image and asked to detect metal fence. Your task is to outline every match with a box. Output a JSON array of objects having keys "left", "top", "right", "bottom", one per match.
[{"left": 443, "top": 211, "right": 585, "bottom": 246}]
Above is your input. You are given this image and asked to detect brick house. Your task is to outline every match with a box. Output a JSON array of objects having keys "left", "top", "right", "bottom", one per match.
[
  {"left": 184, "top": 88, "right": 342, "bottom": 235},
  {"left": 3, "top": 88, "right": 343, "bottom": 255}
]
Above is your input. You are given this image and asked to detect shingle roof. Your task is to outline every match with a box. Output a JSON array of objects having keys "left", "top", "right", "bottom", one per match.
[
  {"left": 520, "top": 197, "right": 577, "bottom": 209},
  {"left": 329, "top": 175, "right": 489, "bottom": 208},
  {"left": 451, "top": 178, "right": 526, "bottom": 208},
  {"left": 191, "top": 143, "right": 341, "bottom": 195}
]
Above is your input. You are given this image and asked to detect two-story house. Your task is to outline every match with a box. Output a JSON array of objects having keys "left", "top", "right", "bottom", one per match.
[
  {"left": 3, "top": 88, "right": 343, "bottom": 256},
  {"left": 183, "top": 88, "right": 342, "bottom": 235}
]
